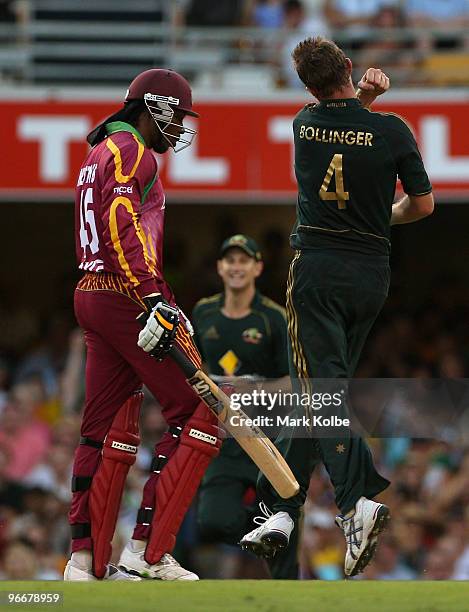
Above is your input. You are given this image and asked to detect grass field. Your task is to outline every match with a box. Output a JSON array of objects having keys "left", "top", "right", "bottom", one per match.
[{"left": 1, "top": 581, "right": 469, "bottom": 612}]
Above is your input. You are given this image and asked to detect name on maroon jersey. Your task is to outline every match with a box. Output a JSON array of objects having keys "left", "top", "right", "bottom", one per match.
[{"left": 77, "top": 163, "right": 98, "bottom": 186}]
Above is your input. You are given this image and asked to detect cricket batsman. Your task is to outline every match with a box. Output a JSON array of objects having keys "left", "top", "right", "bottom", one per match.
[
  {"left": 64, "top": 69, "right": 222, "bottom": 581},
  {"left": 241, "top": 40, "right": 434, "bottom": 577}
]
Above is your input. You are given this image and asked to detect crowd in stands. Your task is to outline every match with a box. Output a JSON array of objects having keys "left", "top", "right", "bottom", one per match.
[
  {"left": 175, "top": 0, "right": 469, "bottom": 86},
  {"left": 1, "top": 236, "right": 468, "bottom": 579},
  {"left": 0, "top": 0, "right": 468, "bottom": 86}
]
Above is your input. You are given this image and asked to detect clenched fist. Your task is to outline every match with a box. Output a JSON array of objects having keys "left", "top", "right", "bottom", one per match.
[{"left": 357, "top": 68, "right": 390, "bottom": 108}]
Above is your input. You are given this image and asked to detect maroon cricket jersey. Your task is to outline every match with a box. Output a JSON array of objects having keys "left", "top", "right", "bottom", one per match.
[{"left": 75, "top": 121, "right": 169, "bottom": 302}]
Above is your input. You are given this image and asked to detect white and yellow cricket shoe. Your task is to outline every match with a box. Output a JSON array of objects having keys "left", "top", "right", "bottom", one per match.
[
  {"left": 64, "top": 556, "right": 141, "bottom": 581},
  {"left": 118, "top": 541, "right": 199, "bottom": 581}
]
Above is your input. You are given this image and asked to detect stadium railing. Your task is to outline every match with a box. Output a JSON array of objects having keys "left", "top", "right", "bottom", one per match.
[{"left": 0, "top": 19, "right": 468, "bottom": 88}]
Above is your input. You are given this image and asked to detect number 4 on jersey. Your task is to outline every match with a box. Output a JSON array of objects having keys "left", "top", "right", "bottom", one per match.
[{"left": 319, "top": 153, "right": 349, "bottom": 210}]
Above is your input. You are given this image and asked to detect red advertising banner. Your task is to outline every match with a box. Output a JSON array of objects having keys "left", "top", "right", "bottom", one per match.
[{"left": 1, "top": 94, "right": 468, "bottom": 201}]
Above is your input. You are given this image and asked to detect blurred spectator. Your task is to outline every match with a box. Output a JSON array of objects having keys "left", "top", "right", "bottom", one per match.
[
  {"left": 301, "top": 505, "right": 343, "bottom": 579},
  {"left": 324, "top": 0, "right": 399, "bottom": 30},
  {"left": 362, "top": 537, "right": 417, "bottom": 579},
  {"left": 406, "top": 0, "right": 469, "bottom": 27},
  {"left": 251, "top": 0, "right": 284, "bottom": 28},
  {"left": 14, "top": 313, "right": 73, "bottom": 398},
  {"left": 0, "top": 444, "right": 26, "bottom": 511},
  {"left": 23, "top": 443, "right": 74, "bottom": 502},
  {"left": 184, "top": 0, "right": 248, "bottom": 26},
  {"left": 0, "top": 0, "right": 15, "bottom": 22},
  {"left": 0, "top": 297, "right": 40, "bottom": 357},
  {"left": 0, "top": 357, "right": 10, "bottom": 413},
  {"left": 423, "top": 535, "right": 463, "bottom": 580},
  {"left": 0, "top": 541, "right": 38, "bottom": 579},
  {"left": 302, "top": 0, "right": 327, "bottom": 20},
  {"left": 453, "top": 512, "right": 469, "bottom": 579},
  {"left": 59, "top": 328, "right": 85, "bottom": 414},
  {"left": 0, "top": 0, "right": 29, "bottom": 25},
  {"left": 354, "top": 6, "right": 417, "bottom": 86},
  {"left": 51, "top": 415, "right": 81, "bottom": 449},
  {"left": 406, "top": 0, "right": 469, "bottom": 57},
  {"left": 257, "top": 227, "right": 288, "bottom": 305},
  {"left": 0, "top": 382, "right": 51, "bottom": 479},
  {"left": 280, "top": 0, "right": 330, "bottom": 87},
  {"left": 437, "top": 351, "right": 466, "bottom": 378}
]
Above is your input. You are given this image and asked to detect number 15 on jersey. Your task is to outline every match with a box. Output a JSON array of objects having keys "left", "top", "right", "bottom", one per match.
[{"left": 79, "top": 187, "right": 99, "bottom": 255}]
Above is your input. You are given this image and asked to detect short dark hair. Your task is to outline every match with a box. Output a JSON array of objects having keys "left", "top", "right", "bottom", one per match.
[{"left": 292, "top": 36, "right": 350, "bottom": 98}]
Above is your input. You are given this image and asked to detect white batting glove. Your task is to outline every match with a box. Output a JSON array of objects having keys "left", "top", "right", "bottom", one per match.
[{"left": 137, "top": 296, "right": 179, "bottom": 359}]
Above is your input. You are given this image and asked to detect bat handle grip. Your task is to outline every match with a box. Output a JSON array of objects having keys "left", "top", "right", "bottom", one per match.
[{"left": 169, "top": 345, "right": 198, "bottom": 378}]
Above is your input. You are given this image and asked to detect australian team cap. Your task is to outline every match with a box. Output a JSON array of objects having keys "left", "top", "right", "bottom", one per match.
[
  {"left": 125, "top": 68, "right": 199, "bottom": 117},
  {"left": 220, "top": 235, "right": 262, "bottom": 261}
]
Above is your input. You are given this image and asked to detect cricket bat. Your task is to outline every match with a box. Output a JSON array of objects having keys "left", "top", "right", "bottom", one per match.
[{"left": 170, "top": 345, "right": 300, "bottom": 499}]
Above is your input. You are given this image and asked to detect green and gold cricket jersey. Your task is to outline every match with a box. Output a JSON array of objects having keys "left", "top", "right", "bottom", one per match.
[
  {"left": 193, "top": 291, "right": 299, "bottom": 578},
  {"left": 192, "top": 291, "right": 288, "bottom": 379},
  {"left": 291, "top": 99, "right": 432, "bottom": 255}
]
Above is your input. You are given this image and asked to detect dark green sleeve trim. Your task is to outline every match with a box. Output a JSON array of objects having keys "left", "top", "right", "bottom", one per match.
[
  {"left": 406, "top": 189, "right": 433, "bottom": 197},
  {"left": 141, "top": 172, "right": 158, "bottom": 204}
]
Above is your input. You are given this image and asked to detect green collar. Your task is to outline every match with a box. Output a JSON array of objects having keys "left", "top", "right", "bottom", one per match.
[{"left": 105, "top": 121, "right": 146, "bottom": 146}]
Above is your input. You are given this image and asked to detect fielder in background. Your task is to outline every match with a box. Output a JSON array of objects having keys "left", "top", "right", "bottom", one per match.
[
  {"left": 66, "top": 68, "right": 223, "bottom": 581},
  {"left": 192, "top": 235, "right": 298, "bottom": 579},
  {"left": 241, "top": 41, "right": 434, "bottom": 577}
]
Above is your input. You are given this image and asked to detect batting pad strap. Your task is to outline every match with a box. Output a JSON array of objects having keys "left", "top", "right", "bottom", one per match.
[
  {"left": 168, "top": 425, "right": 183, "bottom": 438},
  {"left": 71, "top": 523, "right": 91, "bottom": 539},
  {"left": 150, "top": 455, "right": 168, "bottom": 474},
  {"left": 145, "top": 402, "right": 221, "bottom": 565},
  {"left": 80, "top": 436, "right": 103, "bottom": 449},
  {"left": 72, "top": 475, "right": 93, "bottom": 492},
  {"left": 137, "top": 507, "right": 155, "bottom": 526}
]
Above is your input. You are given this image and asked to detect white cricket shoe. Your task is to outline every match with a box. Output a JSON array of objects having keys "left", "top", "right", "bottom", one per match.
[
  {"left": 240, "top": 502, "right": 294, "bottom": 558},
  {"left": 118, "top": 543, "right": 199, "bottom": 581},
  {"left": 64, "top": 560, "right": 141, "bottom": 581},
  {"left": 335, "top": 496, "right": 390, "bottom": 577}
]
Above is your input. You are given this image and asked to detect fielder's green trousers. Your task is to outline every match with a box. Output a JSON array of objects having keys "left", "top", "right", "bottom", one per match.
[
  {"left": 259, "top": 249, "right": 391, "bottom": 519},
  {"left": 197, "top": 438, "right": 300, "bottom": 579}
]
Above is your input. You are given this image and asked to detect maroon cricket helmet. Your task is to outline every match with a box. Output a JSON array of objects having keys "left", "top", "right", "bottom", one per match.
[
  {"left": 87, "top": 68, "right": 198, "bottom": 146},
  {"left": 125, "top": 68, "right": 199, "bottom": 117}
]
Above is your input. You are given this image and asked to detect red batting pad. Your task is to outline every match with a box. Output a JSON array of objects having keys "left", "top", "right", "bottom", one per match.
[
  {"left": 145, "top": 402, "right": 221, "bottom": 564},
  {"left": 89, "top": 392, "right": 142, "bottom": 578}
]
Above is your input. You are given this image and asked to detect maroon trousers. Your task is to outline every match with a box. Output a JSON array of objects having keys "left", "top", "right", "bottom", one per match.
[{"left": 70, "top": 287, "right": 200, "bottom": 552}]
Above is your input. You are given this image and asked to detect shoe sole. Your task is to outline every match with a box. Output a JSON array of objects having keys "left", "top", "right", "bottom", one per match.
[
  {"left": 348, "top": 504, "right": 391, "bottom": 577},
  {"left": 119, "top": 564, "right": 197, "bottom": 581},
  {"left": 240, "top": 530, "right": 289, "bottom": 559},
  {"left": 119, "top": 565, "right": 155, "bottom": 579}
]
